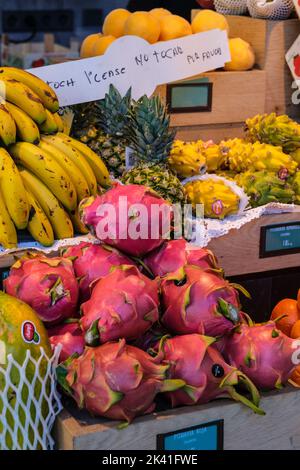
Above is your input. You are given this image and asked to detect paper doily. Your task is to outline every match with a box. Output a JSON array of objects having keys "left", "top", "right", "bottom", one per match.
[{"left": 191, "top": 203, "right": 300, "bottom": 247}]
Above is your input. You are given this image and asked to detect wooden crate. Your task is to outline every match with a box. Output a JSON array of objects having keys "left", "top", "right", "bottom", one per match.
[
  {"left": 55, "top": 387, "right": 300, "bottom": 450},
  {"left": 156, "top": 16, "right": 300, "bottom": 141},
  {"left": 207, "top": 212, "right": 300, "bottom": 277}
]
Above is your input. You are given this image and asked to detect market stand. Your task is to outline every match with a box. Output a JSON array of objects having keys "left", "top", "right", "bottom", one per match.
[{"left": 1, "top": 7, "right": 300, "bottom": 452}]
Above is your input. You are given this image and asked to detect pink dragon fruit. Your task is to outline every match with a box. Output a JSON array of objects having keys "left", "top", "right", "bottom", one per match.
[
  {"left": 62, "top": 242, "right": 136, "bottom": 302},
  {"left": 144, "top": 238, "right": 222, "bottom": 278},
  {"left": 160, "top": 265, "right": 242, "bottom": 337},
  {"left": 80, "top": 184, "right": 172, "bottom": 257},
  {"left": 221, "top": 320, "right": 297, "bottom": 390},
  {"left": 81, "top": 265, "right": 160, "bottom": 345},
  {"left": 57, "top": 339, "right": 184, "bottom": 423},
  {"left": 4, "top": 254, "right": 79, "bottom": 325},
  {"left": 157, "top": 334, "right": 264, "bottom": 414},
  {"left": 48, "top": 321, "right": 85, "bottom": 362},
  {"left": 132, "top": 323, "right": 169, "bottom": 352}
]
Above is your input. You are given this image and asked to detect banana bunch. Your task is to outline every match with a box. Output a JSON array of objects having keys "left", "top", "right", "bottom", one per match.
[
  {"left": 0, "top": 133, "right": 111, "bottom": 249},
  {"left": 0, "top": 66, "right": 67, "bottom": 146}
]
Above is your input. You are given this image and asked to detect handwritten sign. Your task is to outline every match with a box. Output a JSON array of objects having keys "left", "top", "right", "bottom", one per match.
[
  {"left": 286, "top": 35, "right": 300, "bottom": 87},
  {"left": 28, "top": 30, "right": 230, "bottom": 105}
]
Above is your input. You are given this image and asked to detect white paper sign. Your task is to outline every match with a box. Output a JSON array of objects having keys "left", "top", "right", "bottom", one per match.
[
  {"left": 293, "top": 0, "right": 300, "bottom": 19},
  {"left": 286, "top": 35, "right": 300, "bottom": 87},
  {"left": 28, "top": 30, "right": 230, "bottom": 105}
]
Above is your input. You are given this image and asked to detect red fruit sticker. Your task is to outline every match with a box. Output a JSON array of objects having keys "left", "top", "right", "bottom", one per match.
[
  {"left": 278, "top": 168, "right": 289, "bottom": 180},
  {"left": 212, "top": 200, "right": 223, "bottom": 216},
  {"left": 22, "top": 321, "right": 40, "bottom": 345}
]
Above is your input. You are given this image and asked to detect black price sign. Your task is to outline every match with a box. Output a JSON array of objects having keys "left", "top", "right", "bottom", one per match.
[
  {"left": 260, "top": 222, "right": 300, "bottom": 258},
  {"left": 157, "top": 419, "right": 223, "bottom": 450}
]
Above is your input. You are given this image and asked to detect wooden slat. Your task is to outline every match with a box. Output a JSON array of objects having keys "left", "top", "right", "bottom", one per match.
[
  {"left": 208, "top": 212, "right": 300, "bottom": 277},
  {"left": 55, "top": 387, "right": 300, "bottom": 450},
  {"left": 169, "top": 70, "right": 266, "bottom": 127}
]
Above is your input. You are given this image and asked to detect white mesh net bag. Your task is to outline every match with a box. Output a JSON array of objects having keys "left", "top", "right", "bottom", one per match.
[
  {"left": 214, "top": 0, "right": 248, "bottom": 15},
  {"left": 247, "top": 0, "right": 294, "bottom": 20},
  {"left": 0, "top": 346, "right": 62, "bottom": 450}
]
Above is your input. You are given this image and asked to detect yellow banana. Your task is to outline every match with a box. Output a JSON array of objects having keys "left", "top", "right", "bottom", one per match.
[
  {"left": 0, "top": 76, "right": 46, "bottom": 124},
  {"left": 26, "top": 189, "right": 54, "bottom": 246},
  {"left": 42, "top": 134, "right": 97, "bottom": 195},
  {"left": 0, "top": 148, "right": 29, "bottom": 229},
  {"left": 20, "top": 168, "right": 74, "bottom": 240},
  {"left": 9, "top": 142, "right": 77, "bottom": 212},
  {"left": 0, "top": 67, "right": 59, "bottom": 113},
  {"left": 39, "top": 139, "right": 90, "bottom": 202},
  {"left": 39, "top": 109, "right": 58, "bottom": 134},
  {"left": 53, "top": 112, "right": 64, "bottom": 132},
  {"left": 0, "top": 102, "right": 16, "bottom": 146},
  {"left": 69, "top": 208, "right": 89, "bottom": 234},
  {"left": 58, "top": 132, "right": 111, "bottom": 188},
  {"left": 5, "top": 101, "right": 40, "bottom": 144},
  {"left": 0, "top": 190, "right": 17, "bottom": 249}
]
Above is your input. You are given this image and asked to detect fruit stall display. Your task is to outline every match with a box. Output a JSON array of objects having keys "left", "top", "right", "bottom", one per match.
[
  {"left": 1, "top": 190, "right": 300, "bottom": 449},
  {"left": 0, "top": 10, "right": 300, "bottom": 449}
]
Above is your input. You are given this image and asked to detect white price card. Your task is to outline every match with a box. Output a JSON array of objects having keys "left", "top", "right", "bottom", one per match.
[
  {"left": 286, "top": 34, "right": 300, "bottom": 88},
  {"left": 28, "top": 30, "right": 230, "bottom": 105},
  {"left": 293, "top": 0, "right": 300, "bottom": 19}
]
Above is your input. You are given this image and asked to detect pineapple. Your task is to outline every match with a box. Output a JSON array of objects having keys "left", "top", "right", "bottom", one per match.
[
  {"left": 184, "top": 178, "right": 240, "bottom": 219},
  {"left": 235, "top": 171, "right": 295, "bottom": 207},
  {"left": 71, "top": 85, "right": 131, "bottom": 177},
  {"left": 125, "top": 95, "right": 175, "bottom": 165},
  {"left": 122, "top": 94, "right": 186, "bottom": 204},
  {"left": 122, "top": 163, "right": 186, "bottom": 204},
  {"left": 245, "top": 113, "right": 300, "bottom": 154}
]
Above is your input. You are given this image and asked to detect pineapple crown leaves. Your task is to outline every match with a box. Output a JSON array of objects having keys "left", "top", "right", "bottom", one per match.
[
  {"left": 95, "top": 84, "right": 132, "bottom": 138},
  {"left": 125, "top": 94, "right": 176, "bottom": 164}
]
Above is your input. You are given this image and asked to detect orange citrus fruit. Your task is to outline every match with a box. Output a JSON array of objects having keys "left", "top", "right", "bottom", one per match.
[
  {"left": 270, "top": 298, "right": 300, "bottom": 337},
  {"left": 80, "top": 33, "right": 103, "bottom": 58},
  {"left": 124, "top": 11, "right": 160, "bottom": 44},
  {"left": 150, "top": 8, "right": 172, "bottom": 25},
  {"left": 192, "top": 10, "right": 229, "bottom": 34},
  {"left": 159, "top": 15, "right": 192, "bottom": 41},
  {"left": 102, "top": 9, "right": 131, "bottom": 38},
  {"left": 92, "top": 35, "right": 116, "bottom": 56},
  {"left": 291, "top": 319, "right": 300, "bottom": 339}
]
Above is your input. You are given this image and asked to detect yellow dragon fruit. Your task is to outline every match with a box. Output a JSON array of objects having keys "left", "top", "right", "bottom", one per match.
[
  {"left": 220, "top": 139, "right": 297, "bottom": 177},
  {"left": 168, "top": 140, "right": 206, "bottom": 178},
  {"left": 184, "top": 176, "right": 242, "bottom": 219}
]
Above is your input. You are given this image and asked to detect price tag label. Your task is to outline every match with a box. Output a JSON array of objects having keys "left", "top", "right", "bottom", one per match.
[
  {"left": 286, "top": 35, "right": 300, "bottom": 87},
  {"left": 260, "top": 222, "right": 300, "bottom": 258},
  {"left": 157, "top": 420, "right": 224, "bottom": 450},
  {"left": 28, "top": 31, "right": 230, "bottom": 105},
  {"left": 293, "top": 0, "right": 300, "bottom": 19}
]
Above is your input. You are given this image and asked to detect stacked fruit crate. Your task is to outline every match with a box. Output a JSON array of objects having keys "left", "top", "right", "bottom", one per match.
[{"left": 155, "top": 15, "right": 300, "bottom": 142}]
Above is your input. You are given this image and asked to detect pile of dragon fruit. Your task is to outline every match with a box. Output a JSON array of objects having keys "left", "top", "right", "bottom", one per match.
[{"left": 4, "top": 184, "right": 298, "bottom": 424}]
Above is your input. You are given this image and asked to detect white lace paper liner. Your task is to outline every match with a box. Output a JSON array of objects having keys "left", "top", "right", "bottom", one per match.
[
  {"left": 0, "top": 346, "right": 62, "bottom": 450},
  {"left": 247, "top": 0, "right": 294, "bottom": 20},
  {"left": 0, "top": 204, "right": 299, "bottom": 256},
  {"left": 182, "top": 173, "right": 250, "bottom": 216},
  {"left": 214, "top": 0, "right": 248, "bottom": 15},
  {"left": 191, "top": 203, "right": 300, "bottom": 247},
  {"left": 0, "top": 234, "right": 97, "bottom": 257}
]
